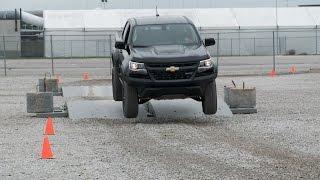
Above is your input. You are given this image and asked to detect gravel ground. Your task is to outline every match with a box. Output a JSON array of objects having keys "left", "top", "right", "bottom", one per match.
[{"left": 0, "top": 72, "right": 320, "bottom": 179}]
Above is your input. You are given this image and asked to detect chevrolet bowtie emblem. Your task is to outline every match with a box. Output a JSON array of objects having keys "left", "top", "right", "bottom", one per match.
[{"left": 165, "top": 66, "right": 180, "bottom": 73}]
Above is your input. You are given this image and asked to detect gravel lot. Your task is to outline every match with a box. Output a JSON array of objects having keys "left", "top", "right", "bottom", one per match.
[{"left": 0, "top": 65, "right": 320, "bottom": 179}]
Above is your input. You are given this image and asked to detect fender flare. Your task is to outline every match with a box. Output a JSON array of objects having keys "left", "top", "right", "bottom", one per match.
[{"left": 111, "top": 50, "right": 119, "bottom": 68}]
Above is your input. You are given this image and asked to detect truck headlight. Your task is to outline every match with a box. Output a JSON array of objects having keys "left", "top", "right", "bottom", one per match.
[
  {"left": 199, "top": 58, "right": 214, "bottom": 69},
  {"left": 129, "top": 61, "right": 145, "bottom": 71}
]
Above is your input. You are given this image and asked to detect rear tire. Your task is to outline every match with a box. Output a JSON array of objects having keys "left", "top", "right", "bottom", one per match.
[
  {"left": 122, "top": 82, "right": 139, "bottom": 118},
  {"left": 112, "top": 68, "right": 122, "bottom": 101},
  {"left": 202, "top": 81, "right": 217, "bottom": 114}
]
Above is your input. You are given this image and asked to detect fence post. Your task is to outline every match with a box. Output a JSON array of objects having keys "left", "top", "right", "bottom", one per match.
[
  {"left": 230, "top": 38, "right": 233, "bottom": 56},
  {"left": 2, "top": 36, "right": 7, "bottom": 76},
  {"left": 50, "top": 35, "right": 54, "bottom": 75},
  {"left": 284, "top": 36, "right": 287, "bottom": 54},
  {"left": 316, "top": 27, "right": 318, "bottom": 55},
  {"left": 238, "top": 31, "right": 241, "bottom": 56},
  {"left": 253, "top": 37, "right": 256, "bottom": 56},
  {"left": 272, "top": 31, "right": 276, "bottom": 72},
  {"left": 84, "top": 33, "right": 86, "bottom": 58},
  {"left": 96, "top": 40, "right": 99, "bottom": 57},
  {"left": 71, "top": 40, "right": 73, "bottom": 58},
  {"left": 109, "top": 34, "right": 112, "bottom": 75},
  {"left": 276, "top": 32, "right": 279, "bottom": 55}
]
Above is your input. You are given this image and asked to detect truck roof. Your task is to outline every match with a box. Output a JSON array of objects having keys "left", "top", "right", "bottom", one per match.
[{"left": 131, "top": 16, "right": 193, "bottom": 26}]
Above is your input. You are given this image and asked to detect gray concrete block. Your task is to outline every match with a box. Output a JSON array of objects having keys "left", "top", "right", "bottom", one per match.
[
  {"left": 26, "top": 92, "right": 53, "bottom": 113},
  {"left": 38, "top": 79, "right": 62, "bottom": 96},
  {"left": 230, "top": 108, "right": 257, "bottom": 114},
  {"left": 45, "top": 79, "right": 59, "bottom": 92},
  {"left": 38, "top": 79, "right": 45, "bottom": 92},
  {"left": 36, "top": 111, "right": 68, "bottom": 118},
  {"left": 224, "top": 87, "right": 256, "bottom": 108}
]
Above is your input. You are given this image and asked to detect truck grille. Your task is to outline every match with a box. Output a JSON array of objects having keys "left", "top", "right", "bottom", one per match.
[{"left": 146, "top": 62, "right": 198, "bottom": 80}]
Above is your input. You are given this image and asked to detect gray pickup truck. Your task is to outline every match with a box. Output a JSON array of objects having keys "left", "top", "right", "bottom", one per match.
[{"left": 112, "top": 16, "right": 217, "bottom": 118}]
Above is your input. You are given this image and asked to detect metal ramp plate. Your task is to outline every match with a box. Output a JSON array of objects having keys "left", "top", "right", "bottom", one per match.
[{"left": 63, "top": 86, "right": 233, "bottom": 120}]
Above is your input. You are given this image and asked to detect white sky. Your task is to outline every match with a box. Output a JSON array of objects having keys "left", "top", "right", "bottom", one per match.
[{"left": 0, "top": 0, "right": 319, "bottom": 10}]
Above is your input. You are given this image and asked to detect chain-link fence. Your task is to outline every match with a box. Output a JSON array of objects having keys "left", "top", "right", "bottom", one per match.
[
  {"left": 0, "top": 29, "right": 319, "bottom": 77},
  {"left": 45, "top": 34, "right": 115, "bottom": 58},
  {"left": 201, "top": 29, "right": 320, "bottom": 57}
]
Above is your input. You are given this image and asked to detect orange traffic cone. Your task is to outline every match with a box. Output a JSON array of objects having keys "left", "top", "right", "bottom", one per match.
[
  {"left": 268, "top": 69, "right": 277, "bottom": 77},
  {"left": 83, "top": 72, "right": 89, "bottom": 80},
  {"left": 41, "top": 136, "right": 54, "bottom": 159},
  {"left": 289, "top": 65, "right": 297, "bottom": 74},
  {"left": 44, "top": 116, "right": 55, "bottom": 135}
]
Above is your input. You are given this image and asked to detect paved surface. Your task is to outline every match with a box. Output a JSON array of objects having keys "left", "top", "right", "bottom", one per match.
[
  {"left": 0, "top": 55, "right": 319, "bottom": 77},
  {"left": 0, "top": 70, "right": 320, "bottom": 179}
]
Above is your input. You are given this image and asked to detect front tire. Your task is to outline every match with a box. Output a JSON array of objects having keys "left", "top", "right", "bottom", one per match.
[
  {"left": 112, "top": 68, "right": 122, "bottom": 101},
  {"left": 122, "top": 82, "right": 139, "bottom": 118},
  {"left": 202, "top": 81, "right": 217, "bottom": 114}
]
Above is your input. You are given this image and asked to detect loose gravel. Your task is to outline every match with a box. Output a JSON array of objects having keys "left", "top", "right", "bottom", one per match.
[{"left": 0, "top": 72, "right": 319, "bottom": 179}]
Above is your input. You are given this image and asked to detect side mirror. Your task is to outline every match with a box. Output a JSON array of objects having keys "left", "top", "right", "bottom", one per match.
[
  {"left": 115, "top": 41, "right": 125, "bottom": 49},
  {"left": 204, "top": 38, "right": 216, "bottom": 47}
]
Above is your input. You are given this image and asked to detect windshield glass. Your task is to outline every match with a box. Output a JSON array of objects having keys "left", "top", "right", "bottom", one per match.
[{"left": 131, "top": 24, "right": 201, "bottom": 47}]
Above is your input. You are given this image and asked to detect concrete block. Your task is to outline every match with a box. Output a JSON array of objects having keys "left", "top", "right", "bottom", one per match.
[
  {"left": 36, "top": 110, "right": 68, "bottom": 118},
  {"left": 27, "top": 92, "right": 53, "bottom": 113},
  {"left": 224, "top": 87, "right": 256, "bottom": 108},
  {"left": 38, "top": 79, "right": 62, "bottom": 96},
  {"left": 45, "top": 79, "right": 59, "bottom": 92},
  {"left": 38, "top": 79, "right": 45, "bottom": 92},
  {"left": 230, "top": 108, "right": 257, "bottom": 114}
]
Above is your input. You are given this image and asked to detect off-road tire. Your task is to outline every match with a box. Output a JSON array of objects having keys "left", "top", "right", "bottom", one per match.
[
  {"left": 122, "top": 82, "right": 139, "bottom": 118},
  {"left": 112, "top": 68, "right": 122, "bottom": 101},
  {"left": 202, "top": 81, "right": 217, "bottom": 114}
]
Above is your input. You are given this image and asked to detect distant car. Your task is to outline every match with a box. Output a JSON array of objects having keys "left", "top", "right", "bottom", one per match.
[{"left": 112, "top": 16, "right": 217, "bottom": 118}]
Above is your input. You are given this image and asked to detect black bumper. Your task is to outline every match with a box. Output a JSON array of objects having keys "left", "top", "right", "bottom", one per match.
[{"left": 124, "top": 74, "right": 216, "bottom": 99}]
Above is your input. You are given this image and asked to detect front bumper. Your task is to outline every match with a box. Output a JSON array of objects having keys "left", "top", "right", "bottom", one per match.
[{"left": 124, "top": 73, "right": 216, "bottom": 99}]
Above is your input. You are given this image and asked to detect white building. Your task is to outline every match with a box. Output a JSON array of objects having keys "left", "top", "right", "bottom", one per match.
[{"left": 43, "top": 7, "right": 320, "bottom": 57}]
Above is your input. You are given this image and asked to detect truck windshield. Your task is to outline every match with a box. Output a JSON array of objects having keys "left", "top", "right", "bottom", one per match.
[{"left": 131, "top": 24, "right": 201, "bottom": 47}]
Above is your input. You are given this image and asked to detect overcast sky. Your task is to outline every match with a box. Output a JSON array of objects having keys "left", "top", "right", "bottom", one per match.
[{"left": 0, "top": 0, "right": 319, "bottom": 11}]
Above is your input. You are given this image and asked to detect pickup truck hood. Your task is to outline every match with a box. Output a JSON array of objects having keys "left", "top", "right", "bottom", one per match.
[{"left": 131, "top": 45, "right": 210, "bottom": 63}]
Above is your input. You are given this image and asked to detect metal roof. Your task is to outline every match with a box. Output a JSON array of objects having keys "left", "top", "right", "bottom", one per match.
[{"left": 43, "top": 7, "right": 320, "bottom": 31}]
